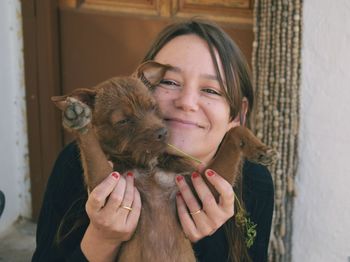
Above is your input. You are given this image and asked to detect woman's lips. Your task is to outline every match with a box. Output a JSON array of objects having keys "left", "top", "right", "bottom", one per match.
[{"left": 165, "top": 118, "right": 205, "bottom": 128}]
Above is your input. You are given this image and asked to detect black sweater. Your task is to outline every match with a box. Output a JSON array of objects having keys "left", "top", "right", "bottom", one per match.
[{"left": 32, "top": 142, "right": 274, "bottom": 262}]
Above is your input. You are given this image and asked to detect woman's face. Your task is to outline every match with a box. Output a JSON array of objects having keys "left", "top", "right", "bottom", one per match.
[{"left": 153, "top": 34, "right": 240, "bottom": 164}]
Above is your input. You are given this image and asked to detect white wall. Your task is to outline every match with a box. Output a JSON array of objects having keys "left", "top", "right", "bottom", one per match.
[
  {"left": 0, "top": 0, "right": 31, "bottom": 235},
  {"left": 293, "top": 0, "right": 350, "bottom": 261}
]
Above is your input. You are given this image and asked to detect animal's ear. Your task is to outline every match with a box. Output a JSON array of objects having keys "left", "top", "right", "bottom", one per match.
[
  {"left": 51, "top": 88, "right": 97, "bottom": 111},
  {"left": 135, "top": 61, "right": 171, "bottom": 88}
]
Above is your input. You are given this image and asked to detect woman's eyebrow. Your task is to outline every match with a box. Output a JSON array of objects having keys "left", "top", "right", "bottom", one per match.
[
  {"left": 167, "top": 66, "right": 219, "bottom": 81},
  {"left": 167, "top": 65, "right": 181, "bottom": 73},
  {"left": 201, "top": 73, "right": 226, "bottom": 87},
  {"left": 200, "top": 73, "right": 219, "bottom": 81}
]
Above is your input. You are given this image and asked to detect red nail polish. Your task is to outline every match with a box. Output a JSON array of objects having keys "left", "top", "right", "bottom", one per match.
[
  {"left": 176, "top": 191, "right": 182, "bottom": 197},
  {"left": 127, "top": 171, "right": 133, "bottom": 177},
  {"left": 176, "top": 176, "right": 184, "bottom": 182},
  {"left": 192, "top": 172, "right": 200, "bottom": 179},
  {"left": 206, "top": 170, "right": 215, "bottom": 177},
  {"left": 111, "top": 172, "right": 119, "bottom": 179}
]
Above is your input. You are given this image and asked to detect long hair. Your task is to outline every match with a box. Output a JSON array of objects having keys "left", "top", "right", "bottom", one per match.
[
  {"left": 58, "top": 19, "right": 254, "bottom": 261},
  {"left": 142, "top": 18, "right": 254, "bottom": 261}
]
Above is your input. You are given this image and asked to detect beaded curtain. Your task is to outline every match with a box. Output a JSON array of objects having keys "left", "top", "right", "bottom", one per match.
[{"left": 251, "top": 0, "right": 302, "bottom": 261}]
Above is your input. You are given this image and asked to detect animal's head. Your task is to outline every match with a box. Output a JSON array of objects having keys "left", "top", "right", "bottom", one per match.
[
  {"left": 52, "top": 61, "right": 172, "bottom": 168},
  {"left": 227, "top": 126, "right": 279, "bottom": 165}
]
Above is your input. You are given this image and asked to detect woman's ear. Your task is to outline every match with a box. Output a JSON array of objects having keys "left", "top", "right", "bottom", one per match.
[
  {"left": 239, "top": 97, "right": 249, "bottom": 126},
  {"left": 136, "top": 61, "right": 171, "bottom": 88},
  {"left": 227, "top": 97, "right": 249, "bottom": 131}
]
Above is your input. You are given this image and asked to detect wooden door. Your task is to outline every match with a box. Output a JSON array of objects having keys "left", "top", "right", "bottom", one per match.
[{"left": 22, "top": 0, "right": 254, "bottom": 220}]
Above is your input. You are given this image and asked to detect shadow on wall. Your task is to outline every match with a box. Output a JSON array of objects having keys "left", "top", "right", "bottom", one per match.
[{"left": 0, "top": 190, "right": 4, "bottom": 218}]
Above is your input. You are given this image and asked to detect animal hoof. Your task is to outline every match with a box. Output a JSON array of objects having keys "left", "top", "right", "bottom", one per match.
[
  {"left": 258, "top": 148, "right": 279, "bottom": 165},
  {"left": 63, "top": 97, "right": 92, "bottom": 133}
]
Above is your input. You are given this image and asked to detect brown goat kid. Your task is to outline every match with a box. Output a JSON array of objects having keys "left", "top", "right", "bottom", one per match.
[{"left": 52, "top": 61, "right": 277, "bottom": 262}]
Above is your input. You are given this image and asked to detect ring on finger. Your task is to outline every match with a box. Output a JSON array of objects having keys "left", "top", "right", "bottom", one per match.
[
  {"left": 121, "top": 205, "right": 133, "bottom": 211},
  {"left": 190, "top": 209, "right": 202, "bottom": 215}
]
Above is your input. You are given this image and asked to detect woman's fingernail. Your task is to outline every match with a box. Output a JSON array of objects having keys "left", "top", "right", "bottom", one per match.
[
  {"left": 192, "top": 172, "right": 200, "bottom": 179},
  {"left": 176, "top": 175, "right": 184, "bottom": 182},
  {"left": 111, "top": 172, "right": 119, "bottom": 179},
  {"left": 176, "top": 191, "right": 182, "bottom": 197},
  {"left": 127, "top": 171, "right": 133, "bottom": 177},
  {"left": 206, "top": 169, "right": 215, "bottom": 177}
]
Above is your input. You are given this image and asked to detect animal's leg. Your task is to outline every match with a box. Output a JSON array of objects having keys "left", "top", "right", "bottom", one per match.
[
  {"left": 205, "top": 128, "right": 242, "bottom": 199},
  {"left": 55, "top": 96, "right": 112, "bottom": 191},
  {"left": 77, "top": 129, "right": 113, "bottom": 192},
  {"left": 250, "top": 147, "right": 279, "bottom": 166},
  {"left": 205, "top": 126, "right": 278, "bottom": 199},
  {"left": 232, "top": 126, "right": 279, "bottom": 166}
]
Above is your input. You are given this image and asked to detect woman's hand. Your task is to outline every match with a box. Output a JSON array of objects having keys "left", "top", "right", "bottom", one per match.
[
  {"left": 175, "top": 169, "right": 235, "bottom": 243},
  {"left": 81, "top": 171, "right": 141, "bottom": 262}
]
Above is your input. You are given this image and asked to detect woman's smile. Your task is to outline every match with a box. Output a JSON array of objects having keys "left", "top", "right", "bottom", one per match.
[{"left": 164, "top": 117, "right": 206, "bottom": 129}]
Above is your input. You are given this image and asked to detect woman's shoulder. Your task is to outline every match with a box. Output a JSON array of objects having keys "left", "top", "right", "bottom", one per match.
[
  {"left": 54, "top": 141, "right": 82, "bottom": 170},
  {"left": 242, "top": 160, "right": 274, "bottom": 197},
  {"left": 50, "top": 141, "right": 83, "bottom": 180},
  {"left": 46, "top": 141, "right": 85, "bottom": 208}
]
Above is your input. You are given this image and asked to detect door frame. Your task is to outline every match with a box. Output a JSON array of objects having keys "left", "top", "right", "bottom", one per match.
[{"left": 21, "top": 0, "right": 63, "bottom": 220}]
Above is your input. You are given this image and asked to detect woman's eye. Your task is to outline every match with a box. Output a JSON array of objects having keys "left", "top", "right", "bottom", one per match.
[
  {"left": 202, "top": 88, "right": 222, "bottom": 96},
  {"left": 159, "top": 79, "right": 180, "bottom": 88}
]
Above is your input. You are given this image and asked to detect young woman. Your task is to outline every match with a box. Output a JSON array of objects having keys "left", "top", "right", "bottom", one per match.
[{"left": 32, "top": 19, "right": 274, "bottom": 262}]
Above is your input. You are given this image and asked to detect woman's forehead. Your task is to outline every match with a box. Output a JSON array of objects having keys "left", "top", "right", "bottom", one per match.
[{"left": 154, "top": 35, "right": 226, "bottom": 80}]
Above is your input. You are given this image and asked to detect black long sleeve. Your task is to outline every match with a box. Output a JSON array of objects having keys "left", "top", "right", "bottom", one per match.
[
  {"left": 32, "top": 142, "right": 274, "bottom": 262},
  {"left": 32, "top": 142, "right": 88, "bottom": 262},
  {"left": 192, "top": 162, "right": 274, "bottom": 262},
  {"left": 242, "top": 162, "right": 274, "bottom": 261}
]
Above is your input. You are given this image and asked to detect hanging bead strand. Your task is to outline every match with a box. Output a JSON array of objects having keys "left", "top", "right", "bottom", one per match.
[{"left": 252, "top": 0, "right": 303, "bottom": 261}]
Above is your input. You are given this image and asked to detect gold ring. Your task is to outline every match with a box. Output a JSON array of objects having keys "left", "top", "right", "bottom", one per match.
[
  {"left": 121, "top": 205, "right": 133, "bottom": 211},
  {"left": 190, "top": 209, "right": 202, "bottom": 215}
]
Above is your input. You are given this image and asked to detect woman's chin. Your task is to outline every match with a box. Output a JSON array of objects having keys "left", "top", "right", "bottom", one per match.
[{"left": 166, "top": 137, "right": 194, "bottom": 157}]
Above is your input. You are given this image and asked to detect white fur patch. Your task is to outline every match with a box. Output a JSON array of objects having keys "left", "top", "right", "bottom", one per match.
[{"left": 154, "top": 170, "right": 177, "bottom": 187}]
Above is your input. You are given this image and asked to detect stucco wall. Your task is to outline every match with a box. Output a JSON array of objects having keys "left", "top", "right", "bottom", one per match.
[
  {"left": 293, "top": 0, "right": 350, "bottom": 261},
  {"left": 0, "top": 0, "right": 31, "bottom": 235}
]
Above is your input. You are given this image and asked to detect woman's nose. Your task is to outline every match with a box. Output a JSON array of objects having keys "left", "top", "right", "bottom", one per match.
[{"left": 174, "top": 87, "right": 199, "bottom": 112}]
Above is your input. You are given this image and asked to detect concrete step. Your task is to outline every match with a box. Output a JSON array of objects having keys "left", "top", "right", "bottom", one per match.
[{"left": 0, "top": 219, "right": 36, "bottom": 262}]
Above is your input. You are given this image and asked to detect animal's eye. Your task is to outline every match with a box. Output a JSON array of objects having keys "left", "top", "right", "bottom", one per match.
[
  {"left": 117, "top": 119, "right": 130, "bottom": 125},
  {"left": 239, "top": 140, "right": 245, "bottom": 148}
]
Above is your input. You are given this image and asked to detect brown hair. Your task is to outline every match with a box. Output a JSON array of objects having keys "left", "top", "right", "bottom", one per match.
[
  {"left": 142, "top": 18, "right": 254, "bottom": 122},
  {"left": 142, "top": 18, "right": 254, "bottom": 261}
]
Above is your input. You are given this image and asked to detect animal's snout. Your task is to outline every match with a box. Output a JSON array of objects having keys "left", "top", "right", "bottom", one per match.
[{"left": 155, "top": 127, "right": 168, "bottom": 141}]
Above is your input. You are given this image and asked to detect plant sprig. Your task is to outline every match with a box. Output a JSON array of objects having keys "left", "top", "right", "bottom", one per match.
[
  {"left": 166, "top": 143, "right": 202, "bottom": 164},
  {"left": 233, "top": 191, "right": 257, "bottom": 248}
]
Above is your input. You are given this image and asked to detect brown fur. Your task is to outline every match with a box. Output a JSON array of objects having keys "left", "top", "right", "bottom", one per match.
[{"left": 52, "top": 61, "right": 277, "bottom": 261}]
